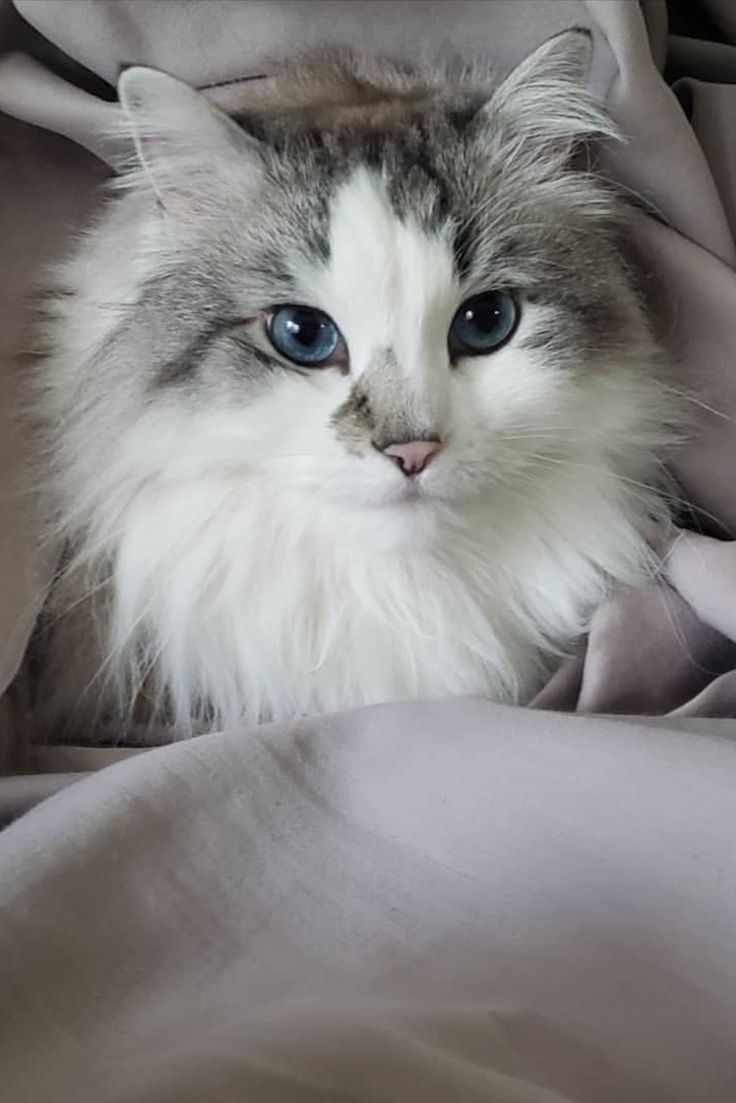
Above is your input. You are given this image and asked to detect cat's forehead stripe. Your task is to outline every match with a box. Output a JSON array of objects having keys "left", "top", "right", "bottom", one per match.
[
  {"left": 255, "top": 116, "right": 470, "bottom": 276},
  {"left": 319, "top": 167, "right": 458, "bottom": 356}
]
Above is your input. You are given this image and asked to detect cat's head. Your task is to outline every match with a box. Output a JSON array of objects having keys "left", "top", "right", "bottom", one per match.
[{"left": 108, "top": 31, "right": 669, "bottom": 549}]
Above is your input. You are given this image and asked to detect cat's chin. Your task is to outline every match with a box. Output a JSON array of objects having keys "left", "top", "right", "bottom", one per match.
[
  {"left": 331, "top": 494, "right": 449, "bottom": 552},
  {"left": 306, "top": 475, "right": 483, "bottom": 552},
  {"left": 372, "top": 480, "right": 434, "bottom": 509}
]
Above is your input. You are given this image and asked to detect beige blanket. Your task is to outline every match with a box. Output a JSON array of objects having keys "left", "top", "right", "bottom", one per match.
[{"left": 1, "top": 2, "right": 736, "bottom": 1099}]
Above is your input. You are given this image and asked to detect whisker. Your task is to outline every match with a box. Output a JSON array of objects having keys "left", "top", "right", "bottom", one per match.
[
  {"left": 521, "top": 451, "right": 733, "bottom": 538},
  {"left": 680, "top": 393, "right": 736, "bottom": 428},
  {"left": 649, "top": 572, "right": 732, "bottom": 678},
  {"left": 40, "top": 575, "right": 113, "bottom": 631},
  {"left": 610, "top": 178, "right": 670, "bottom": 224}
]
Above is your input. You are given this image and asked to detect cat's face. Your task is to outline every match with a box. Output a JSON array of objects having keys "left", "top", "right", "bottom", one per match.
[{"left": 110, "top": 34, "right": 663, "bottom": 548}]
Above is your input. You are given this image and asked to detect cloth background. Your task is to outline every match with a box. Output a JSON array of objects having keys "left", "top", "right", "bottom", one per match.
[{"left": 1, "top": 3, "right": 736, "bottom": 1100}]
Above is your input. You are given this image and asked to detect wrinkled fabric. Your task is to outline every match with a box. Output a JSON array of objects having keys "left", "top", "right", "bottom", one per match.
[
  {"left": 3, "top": 699, "right": 736, "bottom": 1102},
  {"left": 1, "top": 0, "right": 736, "bottom": 735},
  {"left": 2, "top": 2, "right": 736, "bottom": 1100}
]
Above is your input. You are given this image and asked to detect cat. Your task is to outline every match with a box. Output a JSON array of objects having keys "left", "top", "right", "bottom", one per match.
[{"left": 29, "top": 29, "right": 679, "bottom": 741}]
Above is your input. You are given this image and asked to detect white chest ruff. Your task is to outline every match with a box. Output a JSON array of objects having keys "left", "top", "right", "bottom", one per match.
[{"left": 106, "top": 464, "right": 652, "bottom": 731}]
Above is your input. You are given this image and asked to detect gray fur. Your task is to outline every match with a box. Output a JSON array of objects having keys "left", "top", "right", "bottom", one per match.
[
  {"left": 86, "top": 42, "right": 644, "bottom": 435},
  {"left": 71, "top": 37, "right": 630, "bottom": 413},
  {"left": 333, "top": 348, "right": 440, "bottom": 453}
]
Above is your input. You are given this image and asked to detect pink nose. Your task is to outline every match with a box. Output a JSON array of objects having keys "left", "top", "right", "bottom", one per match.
[{"left": 381, "top": 438, "right": 442, "bottom": 476}]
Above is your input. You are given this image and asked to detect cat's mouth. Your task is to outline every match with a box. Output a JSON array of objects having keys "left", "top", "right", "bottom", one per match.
[{"left": 378, "top": 479, "right": 437, "bottom": 508}]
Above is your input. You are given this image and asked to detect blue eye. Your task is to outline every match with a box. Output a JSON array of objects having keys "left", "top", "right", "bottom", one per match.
[
  {"left": 448, "top": 291, "right": 518, "bottom": 357},
  {"left": 267, "top": 304, "right": 342, "bottom": 367}
]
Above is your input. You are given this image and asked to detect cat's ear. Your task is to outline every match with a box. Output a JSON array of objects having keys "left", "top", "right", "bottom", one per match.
[
  {"left": 476, "top": 29, "right": 618, "bottom": 171},
  {"left": 116, "top": 67, "right": 263, "bottom": 216}
]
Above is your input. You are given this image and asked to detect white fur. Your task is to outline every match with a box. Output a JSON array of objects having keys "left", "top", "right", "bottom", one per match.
[{"left": 40, "top": 163, "right": 671, "bottom": 736}]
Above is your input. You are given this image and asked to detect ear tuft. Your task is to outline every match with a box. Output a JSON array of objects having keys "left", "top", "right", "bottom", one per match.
[
  {"left": 509, "top": 27, "right": 594, "bottom": 90},
  {"left": 477, "top": 27, "right": 617, "bottom": 173},
  {"left": 115, "top": 67, "right": 262, "bottom": 216},
  {"left": 118, "top": 67, "right": 198, "bottom": 126}
]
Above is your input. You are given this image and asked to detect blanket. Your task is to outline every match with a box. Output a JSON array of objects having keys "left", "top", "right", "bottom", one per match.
[{"left": 1, "top": 2, "right": 736, "bottom": 1099}]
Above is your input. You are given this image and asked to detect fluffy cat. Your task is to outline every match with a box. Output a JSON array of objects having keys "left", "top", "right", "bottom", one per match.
[{"left": 30, "top": 30, "right": 678, "bottom": 740}]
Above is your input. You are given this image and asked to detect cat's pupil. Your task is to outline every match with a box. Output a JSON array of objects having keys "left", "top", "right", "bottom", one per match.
[
  {"left": 286, "top": 311, "right": 320, "bottom": 347},
  {"left": 467, "top": 305, "right": 500, "bottom": 332}
]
